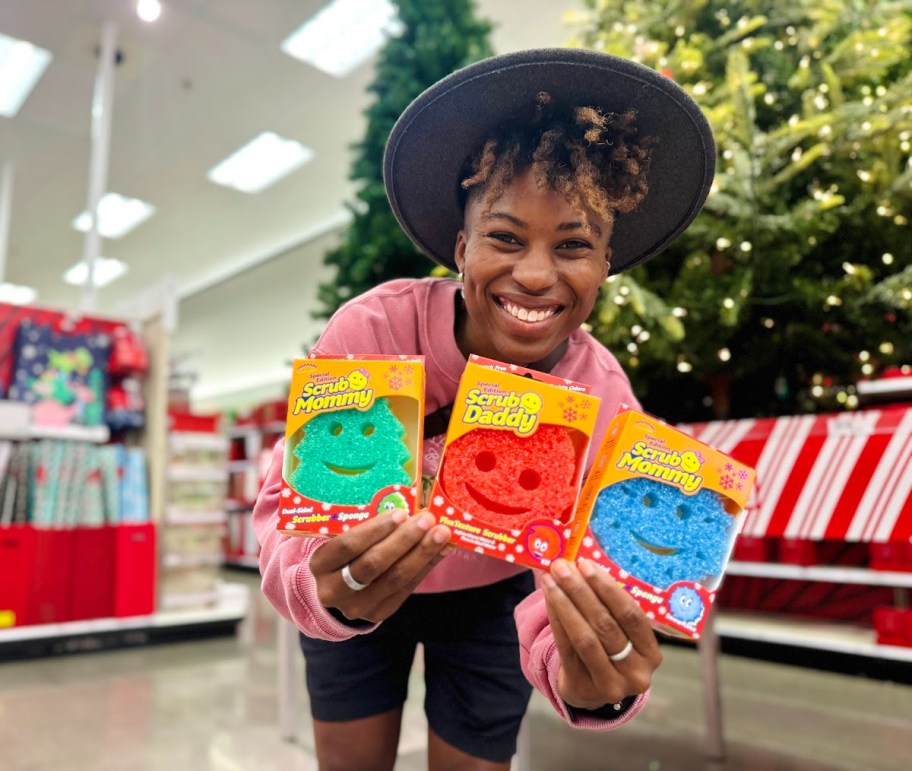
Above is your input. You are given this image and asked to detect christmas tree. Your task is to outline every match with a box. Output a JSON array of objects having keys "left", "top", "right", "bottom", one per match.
[
  {"left": 315, "top": 0, "right": 493, "bottom": 319},
  {"left": 566, "top": 0, "right": 912, "bottom": 421}
]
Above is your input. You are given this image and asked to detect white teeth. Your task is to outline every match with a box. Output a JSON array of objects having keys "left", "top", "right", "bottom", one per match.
[{"left": 501, "top": 300, "right": 557, "bottom": 323}]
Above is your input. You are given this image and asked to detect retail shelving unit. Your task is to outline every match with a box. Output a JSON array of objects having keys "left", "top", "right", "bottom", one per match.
[
  {"left": 223, "top": 417, "right": 284, "bottom": 570},
  {"left": 0, "top": 306, "right": 250, "bottom": 657}
]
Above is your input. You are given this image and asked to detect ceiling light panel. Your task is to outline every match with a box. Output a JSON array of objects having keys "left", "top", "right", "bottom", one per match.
[
  {"left": 62, "top": 256, "right": 128, "bottom": 288},
  {"left": 0, "top": 32, "right": 53, "bottom": 118},
  {"left": 0, "top": 282, "right": 37, "bottom": 305},
  {"left": 280, "top": 0, "right": 403, "bottom": 78},
  {"left": 72, "top": 193, "right": 156, "bottom": 239},
  {"left": 206, "top": 132, "right": 314, "bottom": 194}
]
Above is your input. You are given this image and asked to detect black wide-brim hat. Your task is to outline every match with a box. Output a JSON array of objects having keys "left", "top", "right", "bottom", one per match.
[{"left": 384, "top": 48, "right": 715, "bottom": 275}]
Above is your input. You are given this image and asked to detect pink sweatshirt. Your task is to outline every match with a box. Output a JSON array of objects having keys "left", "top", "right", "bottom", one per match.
[{"left": 253, "top": 278, "right": 648, "bottom": 729}]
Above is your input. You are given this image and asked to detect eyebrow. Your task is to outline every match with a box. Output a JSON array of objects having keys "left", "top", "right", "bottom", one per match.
[{"left": 483, "top": 211, "right": 602, "bottom": 236}]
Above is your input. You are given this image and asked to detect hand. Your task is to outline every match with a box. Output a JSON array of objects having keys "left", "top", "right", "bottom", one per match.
[
  {"left": 309, "top": 510, "right": 452, "bottom": 624},
  {"left": 542, "top": 557, "right": 662, "bottom": 710}
]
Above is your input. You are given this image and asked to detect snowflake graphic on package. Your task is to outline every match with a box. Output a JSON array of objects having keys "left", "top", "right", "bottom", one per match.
[
  {"left": 563, "top": 407, "right": 578, "bottom": 422},
  {"left": 720, "top": 475, "right": 734, "bottom": 490},
  {"left": 388, "top": 375, "right": 403, "bottom": 390}
]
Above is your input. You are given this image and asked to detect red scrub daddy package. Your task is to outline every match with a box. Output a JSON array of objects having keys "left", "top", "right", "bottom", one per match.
[
  {"left": 429, "top": 355, "right": 600, "bottom": 569},
  {"left": 278, "top": 355, "right": 425, "bottom": 537},
  {"left": 575, "top": 407, "right": 756, "bottom": 639}
]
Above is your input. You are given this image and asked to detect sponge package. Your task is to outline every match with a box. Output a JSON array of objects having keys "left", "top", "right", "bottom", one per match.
[
  {"left": 575, "top": 407, "right": 755, "bottom": 639},
  {"left": 278, "top": 355, "right": 425, "bottom": 537},
  {"left": 429, "top": 355, "right": 600, "bottom": 570}
]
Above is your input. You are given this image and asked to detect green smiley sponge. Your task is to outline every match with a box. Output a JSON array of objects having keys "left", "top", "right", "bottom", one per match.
[{"left": 290, "top": 397, "right": 411, "bottom": 505}]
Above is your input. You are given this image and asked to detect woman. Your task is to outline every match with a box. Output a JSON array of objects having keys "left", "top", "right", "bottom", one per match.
[{"left": 253, "top": 49, "right": 714, "bottom": 771}]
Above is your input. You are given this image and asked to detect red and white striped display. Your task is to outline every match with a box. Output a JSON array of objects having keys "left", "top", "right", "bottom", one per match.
[{"left": 678, "top": 406, "right": 912, "bottom": 544}]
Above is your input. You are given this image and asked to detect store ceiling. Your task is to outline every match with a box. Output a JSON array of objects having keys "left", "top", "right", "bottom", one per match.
[{"left": 0, "top": 0, "right": 571, "bottom": 406}]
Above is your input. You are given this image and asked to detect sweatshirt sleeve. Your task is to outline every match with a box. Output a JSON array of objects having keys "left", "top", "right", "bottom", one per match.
[
  {"left": 252, "top": 439, "right": 380, "bottom": 640},
  {"left": 514, "top": 586, "right": 649, "bottom": 729}
]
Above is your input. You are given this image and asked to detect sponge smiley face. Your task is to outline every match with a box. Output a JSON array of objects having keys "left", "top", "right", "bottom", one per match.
[
  {"left": 526, "top": 522, "right": 563, "bottom": 562},
  {"left": 347, "top": 369, "right": 369, "bottom": 390},
  {"left": 440, "top": 424, "right": 579, "bottom": 530},
  {"left": 290, "top": 397, "right": 411, "bottom": 505},
  {"left": 589, "top": 478, "right": 736, "bottom": 589}
]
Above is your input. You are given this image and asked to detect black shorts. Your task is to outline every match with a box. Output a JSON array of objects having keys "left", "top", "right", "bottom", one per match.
[{"left": 299, "top": 571, "right": 536, "bottom": 763}]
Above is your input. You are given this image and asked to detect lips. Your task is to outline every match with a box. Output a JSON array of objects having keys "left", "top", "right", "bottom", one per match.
[{"left": 496, "top": 297, "right": 562, "bottom": 323}]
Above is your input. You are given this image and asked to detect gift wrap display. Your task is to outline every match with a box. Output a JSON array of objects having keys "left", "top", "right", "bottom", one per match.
[
  {"left": 429, "top": 356, "right": 600, "bottom": 569},
  {"left": 575, "top": 407, "right": 756, "bottom": 638},
  {"left": 278, "top": 356, "right": 425, "bottom": 536}
]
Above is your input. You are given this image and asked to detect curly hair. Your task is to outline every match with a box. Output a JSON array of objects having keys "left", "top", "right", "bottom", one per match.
[{"left": 460, "top": 92, "right": 656, "bottom": 225}]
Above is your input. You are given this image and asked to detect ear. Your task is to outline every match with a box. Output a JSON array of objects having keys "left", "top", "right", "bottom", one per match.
[
  {"left": 602, "top": 246, "right": 614, "bottom": 279},
  {"left": 454, "top": 230, "right": 468, "bottom": 274}
]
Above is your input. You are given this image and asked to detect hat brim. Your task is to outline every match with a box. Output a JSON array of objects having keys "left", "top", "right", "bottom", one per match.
[{"left": 384, "top": 48, "right": 715, "bottom": 275}]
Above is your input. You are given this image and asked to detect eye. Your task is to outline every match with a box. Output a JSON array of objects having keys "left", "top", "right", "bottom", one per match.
[
  {"left": 489, "top": 232, "right": 520, "bottom": 245},
  {"left": 362, "top": 423, "right": 375, "bottom": 437},
  {"left": 330, "top": 423, "right": 343, "bottom": 436},
  {"left": 642, "top": 494, "right": 655, "bottom": 508},
  {"left": 519, "top": 469, "right": 541, "bottom": 490},
  {"left": 475, "top": 451, "right": 496, "bottom": 472},
  {"left": 559, "top": 239, "right": 592, "bottom": 250},
  {"left": 675, "top": 506, "right": 690, "bottom": 521}
]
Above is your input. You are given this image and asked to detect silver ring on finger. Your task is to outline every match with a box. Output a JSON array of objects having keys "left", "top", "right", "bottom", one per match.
[
  {"left": 341, "top": 563, "right": 370, "bottom": 592},
  {"left": 608, "top": 640, "right": 634, "bottom": 662}
]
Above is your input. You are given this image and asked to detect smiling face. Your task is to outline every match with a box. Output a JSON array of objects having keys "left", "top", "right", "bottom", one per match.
[
  {"left": 590, "top": 479, "right": 736, "bottom": 589},
  {"left": 440, "top": 425, "right": 579, "bottom": 530},
  {"left": 454, "top": 169, "right": 612, "bottom": 369},
  {"left": 290, "top": 398, "right": 411, "bottom": 505}
]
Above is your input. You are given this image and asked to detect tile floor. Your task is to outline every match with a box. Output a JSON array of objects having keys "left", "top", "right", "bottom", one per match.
[{"left": 1, "top": 571, "right": 910, "bottom": 771}]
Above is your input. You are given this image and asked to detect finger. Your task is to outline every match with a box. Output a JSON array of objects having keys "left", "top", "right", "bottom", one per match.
[
  {"left": 550, "top": 560, "right": 632, "bottom": 661},
  {"left": 541, "top": 571, "right": 618, "bottom": 679},
  {"left": 578, "top": 558, "right": 662, "bottom": 663},
  {"left": 331, "top": 526, "right": 451, "bottom": 623},
  {"left": 310, "top": 509, "right": 410, "bottom": 574},
  {"left": 346, "top": 513, "right": 447, "bottom": 587}
]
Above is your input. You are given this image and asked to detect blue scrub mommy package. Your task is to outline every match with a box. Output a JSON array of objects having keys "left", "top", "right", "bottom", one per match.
[{"left": 575, "top": 408, "right": 755, "bottom": 639}]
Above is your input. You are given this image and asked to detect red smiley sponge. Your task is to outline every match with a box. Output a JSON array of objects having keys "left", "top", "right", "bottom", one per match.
[{"left": 439, "top": 424, "right": 579, "bottom": 530}]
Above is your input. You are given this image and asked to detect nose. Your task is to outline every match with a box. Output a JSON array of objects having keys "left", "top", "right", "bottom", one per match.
[{"left": 512, "top": 244, "right": 557, "bottom": 292}]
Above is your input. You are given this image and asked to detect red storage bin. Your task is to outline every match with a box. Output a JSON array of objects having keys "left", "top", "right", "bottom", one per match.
[
  {"left": 69, "top": 525, "right": 116, "bottom": 621},
  {"left": 873, "top": 606, "right": 912, "bottom": 647},
  {"left": 0, "top": 525, "right": 37, "bottom": 628},
  {"left": 870, "top": 542, "right": 912, "bottom": 572},
  {"left": 29, "top": 528, "right": 77, "bottom": 625},
  {"left": 113, "top": 524, "right": 157, "bottom": 618},
  {"left": 732, "top": 535, "right": 774, "bottom": 562},
  {"left": 778, "top": 538, "right": 819, "bottom": 566}
]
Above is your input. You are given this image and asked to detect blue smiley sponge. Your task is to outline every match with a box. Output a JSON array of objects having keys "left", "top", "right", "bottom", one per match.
[
  {"left": 589, "top": 477, "right": 736, "bottom": 589},
  {"left": 290, "top": 397, "right": 411, "bottom": 505}
]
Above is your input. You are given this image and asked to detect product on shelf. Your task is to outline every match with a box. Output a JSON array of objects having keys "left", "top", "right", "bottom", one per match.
[{"left": 428, "top": 355, "right": 600, "bottom": 569}]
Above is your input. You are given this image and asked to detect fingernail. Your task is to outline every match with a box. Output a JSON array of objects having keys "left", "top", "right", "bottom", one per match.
[
  {"left": 431, "top": 527, "right": 449, "bottom": 544},
  {"left": 552, "top": 559, "right": 572, "bottom": 579},
  {"left": 578, "top": 558, "right": 596, "bottom": 578},
  {"left": 415, "top": 513, "right": 435, "bottom": 531},
  {"left": 391, "top": 510, "right": 408, "bottom": 525},
  {"left": 541, "top": 573, "right": 557, "bottom": 589}
]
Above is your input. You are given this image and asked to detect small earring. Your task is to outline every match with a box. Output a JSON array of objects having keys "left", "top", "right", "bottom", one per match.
[{"left": 457, "top": 272, "right": 464, "bottom": 282}]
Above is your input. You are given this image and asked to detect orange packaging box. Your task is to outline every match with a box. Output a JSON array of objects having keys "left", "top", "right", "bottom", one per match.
[
  {"left": 278, "top": 355, "right": 425, "bottom": 537},
  {"left": 428, "top": 355, "right": 600, "bottom": 570},
  {"left": 575, "top": 407, "right": 756, "bottom": 639}
]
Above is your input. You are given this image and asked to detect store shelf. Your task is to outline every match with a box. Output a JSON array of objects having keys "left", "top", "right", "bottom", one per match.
[
  {"left": 28, "top": 424, "right": 111, "bottom": 443},
  {"left": 167, "top": 464, "right": 228, "bottom": 483},
  {"left": 726, "top": 561, "right": 912, "bottom": 587},
  {"left": 169, "top": 431, "right": 230, "bottom": 452},
  {"left": 225, "top": 554, "right": 260, "bottom": 569},
  {"left": 714, "top": 611, "right": 912, "bottom": 663},
  {"left": 162, "top": 552, "right": 224, "bottom": 568},
  {"left": 0, "top": 582, "right": 249, "bottom": 645},
  {"left": 164, "top": 509, "right": 227, "bottom": 526},
  {"left": 228, "top": 459, "right": 259, "bottom": 473}
]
